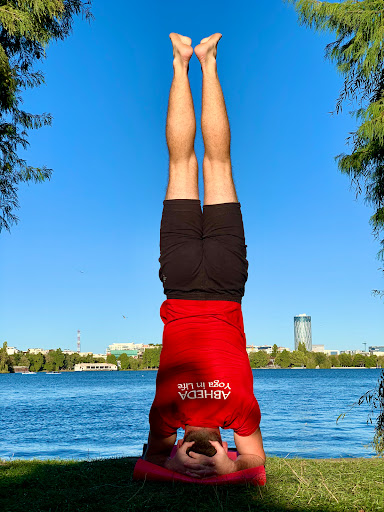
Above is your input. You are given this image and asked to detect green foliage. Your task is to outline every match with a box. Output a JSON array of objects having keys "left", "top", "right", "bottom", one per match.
[
  {"left": 297, "top": 341, "right": 307, "bottom": 353},
  {"left": 329, "top": 354, "right": 340, "bottom": 367},
  {"left": 29, "top": 353, "right": 43, "bottom": 372},
  {"left": 249, "top": 350, "right": 270, "bottom": 368},
  {"left": 93, "top": 357, "right": 106, "bottom": 363},
  {"left": 8, "top": 351, "right": 20, "bottom": 366},
  {"left": 142, "top": 347, "right": 162, "bottom": 368},
  {"left": 14, "top": 350, "right": 111, "bottom": 371},
  {"left": 272, "top": 349, "right": 377, "bottom": 370},
  {"left": 53, "top": 348, "right": 65, "bottom": 369},
  {"left": 106, "top": 354, "right": 117, "bottom": 365},
  {"left": 353, "top": 353, "right": 366, "bottom": 367},
  {"left": 127, "top": 357, "right": 140, "bottom": 370},
  {"left": 118, "top": 352, "right": 130, "bottom": 369},
  {"left": 38, "top": 348, "right": 70, "bottom": 371},
  {"left": 6, "top": 353, "right": 15, "bottom": 369},
  {"left": 272, "top": 343, "right": 278, "bottom": 357},
  {"left": 305, "top": 352, "right": 317, "bottom": 369},
  {"left": 275, "top": 349, "right": 291, "bottom": 368},
  {"left": 64, "top": 352, "right": 81, "bottom": 369},
  {"left": 288, "top": 0, "right": 384, "bottom": 291},
  {"left": 314, "top": 352, "right": 327, "bottom": 366},
  {"left": 0, "top": 349, "right": 122, "bottom": 372},
  {"left": 339, "top": 352, "right": 353, "bottom": 366},
  {"left": 371, "top": 428, "right": 384, "bottom": 457},
  {"left": 80, "top": 354, "right": 94, "bottom": 363},
  {"left": 290, "top": 350, "right": 306, "bottom": 367},
  {"left": 319, "top": 358, "right": 332, "bottom": 369},
  {"left": 0, "top": 1, "right": 93, "bottom": 232},
  {"left": 18, "top": 353, "right": 30, "bottom": 368},
  {"left": 43, "top": 350, "right": 56, "bottom": 372},
  {"left": 0, "top": 341, "right": 9, "bottom": 373},
  {"left": 365, "top": 354, "right": 378, "bottom": 368},
  {"left": 1, "top": 456, "right": 384, "bottom": 512},
  {"left": 116, "top": 347, "right": 163, "bottom": 370}
]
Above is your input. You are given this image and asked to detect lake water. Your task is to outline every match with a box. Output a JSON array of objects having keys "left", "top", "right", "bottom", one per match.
[{"left": 0, "top": 368, "right": 381, "bottom": 461}]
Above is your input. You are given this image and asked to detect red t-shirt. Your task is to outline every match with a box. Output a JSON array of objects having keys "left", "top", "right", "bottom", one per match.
[{"left": 149, "top": 299, "right": 261, "bottom": 438}]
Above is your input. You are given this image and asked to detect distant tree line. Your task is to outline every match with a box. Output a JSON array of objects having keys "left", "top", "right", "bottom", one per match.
[
  {"left": 1, "top": 341, "right": 382, "bottom": 373},
  {"left": 0, "top": 342, "right": 162, "bottom": 373},
  {"left": 249, "top": 342, "right": 383, "bottom": 369},
  {"left": 0, "top": 342, "right": 107, "bottom": 373}
]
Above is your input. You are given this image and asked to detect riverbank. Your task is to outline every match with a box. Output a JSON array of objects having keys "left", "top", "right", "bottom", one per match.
[
  {"left": 1, "top": 456, "right": 383, "bottom": 511},
  {"left": 8, "top": 366, "right": 382, "bottom": 374}
]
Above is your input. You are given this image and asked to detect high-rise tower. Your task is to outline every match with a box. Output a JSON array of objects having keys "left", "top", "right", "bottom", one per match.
[
  {"left": 77, "top": 330, "right": 81, "bottom": 353},
  {"left": 294, "top": 314, "right": 312, "bottom": 351}
]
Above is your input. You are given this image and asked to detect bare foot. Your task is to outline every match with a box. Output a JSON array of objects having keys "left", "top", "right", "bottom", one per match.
[
  {"left": 169, "top": 33, "right": 193, "bottom": 69},
  {"left": 194, "top": 33, "right": 222, "bottom": 67}
]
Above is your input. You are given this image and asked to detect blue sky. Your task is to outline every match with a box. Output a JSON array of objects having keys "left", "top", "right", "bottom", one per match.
[{"left": 1, "top": 0, "right": 383, "bottom": 354}]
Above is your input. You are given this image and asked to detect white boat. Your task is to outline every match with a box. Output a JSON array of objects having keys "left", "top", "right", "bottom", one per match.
[
  {"left": 46, "top": 371, "right": 61, "bottom": 374},
  {"left": 22, "top": 371, "right": 36, "bottom": 374}
]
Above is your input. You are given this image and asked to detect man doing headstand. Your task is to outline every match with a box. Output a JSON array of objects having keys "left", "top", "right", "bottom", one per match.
[{"left": 144, "top": 33, "right": 266, "bottom": 479}]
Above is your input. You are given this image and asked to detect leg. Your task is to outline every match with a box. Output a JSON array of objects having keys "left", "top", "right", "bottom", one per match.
[
  {"left": 193, "top": 35, "right": 247, "bottom": 303},
  {"left": 194, "top": 34, "right": 238, "bottom": 205},
  {"left": 165, "top": 33, "right": 199, "bottom": 200}
]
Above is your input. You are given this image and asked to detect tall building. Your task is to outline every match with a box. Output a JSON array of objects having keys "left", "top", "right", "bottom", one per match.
[{"left": 294, "top": 314, "right": 312, "bottom": 351}]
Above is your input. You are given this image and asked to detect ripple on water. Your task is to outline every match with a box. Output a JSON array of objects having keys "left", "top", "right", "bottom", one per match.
[{"left": 0, "top": 368, "right": 381, "bottom": 459}]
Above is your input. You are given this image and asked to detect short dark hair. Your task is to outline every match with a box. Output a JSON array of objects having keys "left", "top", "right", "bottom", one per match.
[{"left": 183, "top": 429, "right": 222, "bottom": 457}]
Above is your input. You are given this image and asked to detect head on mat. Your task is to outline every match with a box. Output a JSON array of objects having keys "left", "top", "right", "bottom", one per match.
[{"left": 143, "top": 32, "right": 266, "bottom": 479}]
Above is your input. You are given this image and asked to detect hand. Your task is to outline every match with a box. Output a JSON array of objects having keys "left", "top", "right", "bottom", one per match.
[
  {"left": 165, "top": 441, "right": 217, "bottom": 479},
  {"left": 208, "top": 441, "right": 237, "bottom": 475}
]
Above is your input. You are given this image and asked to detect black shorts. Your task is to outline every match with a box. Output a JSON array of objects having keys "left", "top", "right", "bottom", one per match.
[{"left": 159, "top": 199, "right": 249, "bottom": 304}]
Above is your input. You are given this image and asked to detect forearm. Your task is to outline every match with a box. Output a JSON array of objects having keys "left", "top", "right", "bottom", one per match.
[
  {"left": 143, "top": 455, "right": 181, "bottom": 472},
  {"left": 142, "top": 430, "right": 176, "bottom": 467},
  {"left": 234, "top": 453, "right": 265, "bottom": 471},
  {"left": 142, "top": 452, "right": 169, "bottom": 467}
]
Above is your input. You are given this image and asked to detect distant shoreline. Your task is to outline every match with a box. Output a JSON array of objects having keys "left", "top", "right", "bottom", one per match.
[
  {"left": 7, "top": 366, "right": 382, "bottom": 375},
  {"left": 253, "top": 366, "right": 382, "bottom": 370}
]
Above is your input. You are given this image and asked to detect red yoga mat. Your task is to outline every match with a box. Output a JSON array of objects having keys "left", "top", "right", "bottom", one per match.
[{"left": 133, "top": 446, "right": 266, "bottom": 486}]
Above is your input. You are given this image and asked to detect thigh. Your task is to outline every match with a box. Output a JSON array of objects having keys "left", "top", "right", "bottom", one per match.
[
  {"left": 202, "top": 202, "right": 249, "bottom": 297},
  {"left": 159, "top": 199, "right": 203, "bottom": 292}
]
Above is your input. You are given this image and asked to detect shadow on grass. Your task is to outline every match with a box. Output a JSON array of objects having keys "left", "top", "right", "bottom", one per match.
[{"left": 0, "top": 456, "right": 383, "bottom": 512}]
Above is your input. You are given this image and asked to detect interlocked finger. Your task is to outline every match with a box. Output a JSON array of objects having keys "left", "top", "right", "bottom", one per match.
[
  {"left": 188, "top": 451, "right": 215, "bottom": 464},
  {"left": 185, "top": 466, "right": 217, "bottom": 479},
  {"left": 184, "top": 461, "right": 215, "bottom": 470}
]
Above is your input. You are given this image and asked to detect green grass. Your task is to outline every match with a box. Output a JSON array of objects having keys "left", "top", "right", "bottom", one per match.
[{"left": 1, "top": 456, "right": 383, "bottom": 512}]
